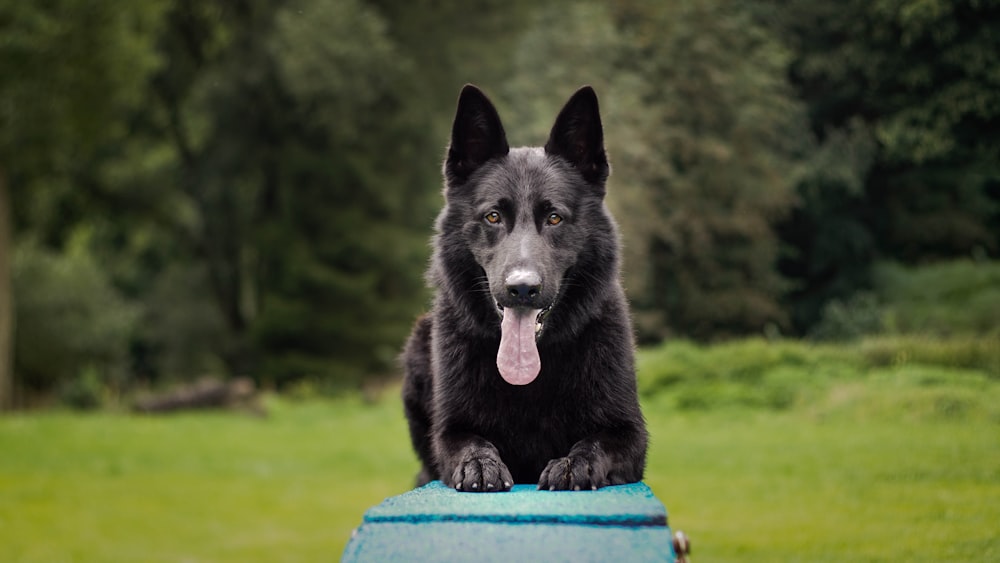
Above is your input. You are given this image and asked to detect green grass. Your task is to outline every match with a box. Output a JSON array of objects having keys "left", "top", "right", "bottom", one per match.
[
  {"left": 643, "top": 411, "right": 999, "bottom": 561},
  {"left": 2, "top": 338, "right": 999, "bottom": 561},
  {"left": 0, "top": 397, "right": 416, "bottom": 562}
]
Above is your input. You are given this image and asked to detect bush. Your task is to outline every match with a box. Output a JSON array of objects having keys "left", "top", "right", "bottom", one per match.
[
  {"left": 810, "top": 292, "right": 883, "bottom": 341},
  {"left": 13, "top": 240, "right": 137, "bottom": 393},
  {"left": 875, "top": 259, "right": 1000, "bottom": 336},
  {"left": 638, "top": 338, "right": 857, "bottom": 396},
  {"left": 805, "top": 259, "right": 1000, "bottom": 343},
  {"left": 638, "top": 338, "right": 859, "bottom": 411},
  {"left": 637, "top": 335, "right": 1000, "bottom": 418},
  {"left": 859, "top": 336, "right": 1000, "bottom": 378},
  {"left": 58, "top": 366, "right": 105, "bottom": 410}
]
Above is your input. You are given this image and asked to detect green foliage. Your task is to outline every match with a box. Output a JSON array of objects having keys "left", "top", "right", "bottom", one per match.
[
  {"left": 809, "top": 259, "right": 1000, "bottom": 342},
  {"left": 778, "top": 0, "right": 1000, "bottom": 262},
  {"left": 4, "top": 0, "right": 1000, "bottom": 397},
  {"left": 77, "top": 0, "right": 438, "bottom": 385},
  {"left": 773, "top": 0, "right": 1000, "bottom": 333},
  {"left": 809, "top": 292, "right": 883, "bottom": 341},
  {"left": 58, "top": 366, "right": 106, "bottom": 411},
  {"left": 0, "top": 0, "right": 165, "bottom": 409},
  {"left": 136, "top": 263, "right": 229, "bottom": 379},
  {"left": 271, "top": 1, "right": 400, "bottom": 135},
  {"left": 616, "top": 1, "right": 808, "bottom": 339},
  {"left": 638, "top": 336, "right": 1000, "bottom": 415},
  {"left": 875, "top": 259, "right": 1000, "bottom": 335},
  {"left": 0, "top": 0, "right": 165, "bottom": 172},
  {"left": 858, "top": 335, "right": 1000, "bottom": 376},
  {"left": 776, "top": 122, "right": 879, "bottom": 331},
  {"left": 245, "top": 0, "right": 429, "bottom": 382},
  {"left": 639, "top": 338, "right": 858, "bottom": 410},
  {"left": 12, "top": 238, "right": 138, "bottom": 392}
]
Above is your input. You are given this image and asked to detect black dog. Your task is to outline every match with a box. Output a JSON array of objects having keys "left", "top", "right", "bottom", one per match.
[{"left": 402, "top": 85, "right": 647, "bottom": 492}]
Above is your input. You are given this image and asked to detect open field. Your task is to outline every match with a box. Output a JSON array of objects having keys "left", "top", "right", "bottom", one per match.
[
  {"left": 0, "top": 397, "right": 414, "bottom": 562},
  {"left": 2, "top": 338, "right": 999, "bottom": 561}
]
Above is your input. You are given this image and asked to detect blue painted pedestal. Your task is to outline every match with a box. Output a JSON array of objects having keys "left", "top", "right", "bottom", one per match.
[{"left": 342, "top": 481, "right": 677, "bottom": 562}]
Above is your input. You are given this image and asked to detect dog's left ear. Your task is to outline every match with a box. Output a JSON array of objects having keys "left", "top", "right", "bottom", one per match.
[{"left": 545, "top": 86, "right": 609, "bottom": 186}]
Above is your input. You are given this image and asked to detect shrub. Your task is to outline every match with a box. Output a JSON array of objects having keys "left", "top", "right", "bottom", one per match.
[
  {"left": 638, "top": 335, "right": 1000, "bottom": 418},
  {"left": 13, "top": 240, "right": 137, "bottom": 393},
  {"left": 860, "top": 336, "right": 1000, "bottom": 378},
  {"left": 810, "top": 292, "right": 883, "bottom": 341},
  {"left": 58, "top": 366, "right": 105, "bottom": 410},
  {"left": 875, "top": 259, "right": 1000, "bottom": 336},
  {"left": 638, "top": 338, "right": 857, "bottom": 396}
]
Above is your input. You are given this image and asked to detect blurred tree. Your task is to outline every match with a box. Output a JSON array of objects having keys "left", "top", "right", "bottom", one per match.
[
  {"left": 770, "top": 0, "right": 1000, "bottom": 331},
  {"left": 13, "top": 237, "right": 138, "bottom": 397},
  {"left": 102, "top": 0, "right": 435, "bottom": 386},
  {"left": 10, "top": 0, "right": 993, "bottom": 392},
  {"left": 776, "top": 121, "right": 879, "bottom": 331},
  {"left": 0, "top": 158, "right": 9, "bottom": 408},
  {"left": 504, "top": 0, "right": 809, "bottom": 340},
  {"left": 0, "top": 0, "right": 163, "bottom": 408},
  {"left": 254, "top": 0, "right": 433, "bottom": 384},
  {"left": 620, "top": 0, "right": 809, "bottom": 340},
  {"left": 370, "top": 0, "right": 539, "bottom": 146},
  {"left": 781, "top": 0, "right": 1000, "bottom": 260}
]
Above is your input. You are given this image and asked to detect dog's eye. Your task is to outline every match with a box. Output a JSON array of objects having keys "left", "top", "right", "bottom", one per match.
[
  {"left": 546, "top": 213, "right": 563, "bottom": 226},
  {"left": 484, "top": 211, "right": 502, "bottom": 224}
]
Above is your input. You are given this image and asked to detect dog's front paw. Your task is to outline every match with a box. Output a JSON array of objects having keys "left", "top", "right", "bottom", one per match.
[
  {"left": 538, "top": 455, "right": 609, "bottom": 491},
  {"left": 449, "top": 455, "right": 513, "bottom": 492}
]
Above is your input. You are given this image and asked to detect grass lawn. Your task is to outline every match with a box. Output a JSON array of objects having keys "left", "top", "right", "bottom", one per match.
[
  {"left": 643, "top": 409, "right": 999, "bottom": 561},
  {"left": 1, "top": 342, "right": 998, "bottom": 561},
  {"left": 0, "top": 397, "right": 416, "bottom": 562}
]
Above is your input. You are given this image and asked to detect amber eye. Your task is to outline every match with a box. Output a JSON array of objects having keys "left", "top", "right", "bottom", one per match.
[
  {"left": 547, "top": 213, "right": 563, "bottom": 226},
  {"left": 484, "top": 211, "right": 501, "bottom": 224}
]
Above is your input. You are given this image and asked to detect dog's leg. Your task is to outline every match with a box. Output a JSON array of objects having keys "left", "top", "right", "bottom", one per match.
[
  {"left": 538, "top": 425, "right": 648, "bottom": 491},
  {"left": 402, "top": 315, "right": 437, "bottom": 486}
]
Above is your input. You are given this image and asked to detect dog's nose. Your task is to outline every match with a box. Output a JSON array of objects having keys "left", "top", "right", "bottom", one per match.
[{"left": 505, "top": 270, "right": 541, "bottom": 302}]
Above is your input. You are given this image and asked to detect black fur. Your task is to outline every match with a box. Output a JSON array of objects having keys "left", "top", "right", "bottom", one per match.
[{"left": 402, "top": 85, "right": 648, "bottom": 492}]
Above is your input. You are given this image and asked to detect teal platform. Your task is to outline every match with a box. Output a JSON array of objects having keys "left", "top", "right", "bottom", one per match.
[{"left": 342, "top": 481, "right": 677, "bottom": 562}]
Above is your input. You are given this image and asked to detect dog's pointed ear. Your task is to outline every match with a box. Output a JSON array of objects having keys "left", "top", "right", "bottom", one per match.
[
  {"left": 445, "top": 84, "right": 509, "bottom": 185},
  {"left": 545, "top": 86, "right": 609, "bottom": 186}
]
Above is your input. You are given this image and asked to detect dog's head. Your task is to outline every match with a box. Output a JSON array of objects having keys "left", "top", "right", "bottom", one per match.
[{"left": 438, "top": 85, "right": 613, "bottom": 385}]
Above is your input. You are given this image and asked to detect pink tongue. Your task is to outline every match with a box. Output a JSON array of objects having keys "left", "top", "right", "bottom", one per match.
[{"left": 497, "top": 309, "right": 542, "bottom": 385}]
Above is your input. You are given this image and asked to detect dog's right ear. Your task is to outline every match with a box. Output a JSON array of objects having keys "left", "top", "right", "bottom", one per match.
[{"left": 445, "top": 84, "right": 509, "bottom": 185}]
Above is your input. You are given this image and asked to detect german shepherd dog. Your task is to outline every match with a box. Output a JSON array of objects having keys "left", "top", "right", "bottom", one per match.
[{"left": 402, "top": 85, "right": 647, "bottom": 492}]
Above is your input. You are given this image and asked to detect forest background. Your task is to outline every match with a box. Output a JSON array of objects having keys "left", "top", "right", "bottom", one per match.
[{"left": 1, "top": 0, "right": 998, "bottom": 408}]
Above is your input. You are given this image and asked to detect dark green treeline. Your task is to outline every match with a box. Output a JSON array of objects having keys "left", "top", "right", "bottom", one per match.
[{"left": 1, "top": 0, "right": 997, "bottom": 403}]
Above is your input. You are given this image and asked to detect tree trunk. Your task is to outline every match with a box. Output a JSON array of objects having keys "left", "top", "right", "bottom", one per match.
[{"left": 0, "top": 167, "right": 13, "bottom": 410}]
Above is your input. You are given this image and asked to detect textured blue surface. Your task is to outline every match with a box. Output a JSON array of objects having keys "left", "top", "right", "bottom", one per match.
[
  {"left": 342, "top": 481, "right": 676, "bottom": 562},
  {"left": 364, "top": 481, "right": 667, "bottom": 526},
  {"left": 343, "top": 522, "right": 676, "bottom": 562}
]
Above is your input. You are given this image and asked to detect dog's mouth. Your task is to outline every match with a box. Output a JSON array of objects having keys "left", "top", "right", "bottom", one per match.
[
  {"left": 495, "top": 302, "right": 551, "bottom": 338},
  {"left": 494, "top": 303, "right": 551, "bottom": 386}
]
